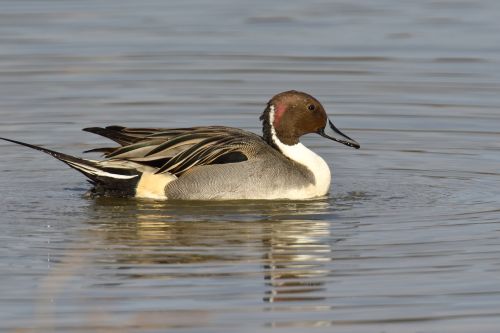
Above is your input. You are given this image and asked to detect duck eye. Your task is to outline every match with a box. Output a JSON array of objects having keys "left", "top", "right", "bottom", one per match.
[{"left": 308, "top": 104, "right": 316, "bottom": 111}]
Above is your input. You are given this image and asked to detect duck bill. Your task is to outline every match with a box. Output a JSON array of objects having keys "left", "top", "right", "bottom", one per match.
[{"left": 319, "top": 119, "right": 360, "bottom": 149}]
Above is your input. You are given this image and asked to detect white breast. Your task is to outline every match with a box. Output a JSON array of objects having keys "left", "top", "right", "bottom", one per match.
[{"left": 275, "top": 140, "right": 331, "bottom": 198}]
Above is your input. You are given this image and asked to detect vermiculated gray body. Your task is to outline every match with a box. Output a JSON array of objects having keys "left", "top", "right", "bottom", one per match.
[{"left": 165, "top": 140, "right": 315, "bottom": 200}]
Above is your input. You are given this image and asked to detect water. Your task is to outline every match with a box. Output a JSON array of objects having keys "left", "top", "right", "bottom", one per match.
[{"left": 1, "top": 0, "right": 500, "bottom": 332}]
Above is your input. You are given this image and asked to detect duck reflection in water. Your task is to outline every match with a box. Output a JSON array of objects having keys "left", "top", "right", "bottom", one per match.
[{"left": 84, "top": 198, "right": 352, "bottom": 303}]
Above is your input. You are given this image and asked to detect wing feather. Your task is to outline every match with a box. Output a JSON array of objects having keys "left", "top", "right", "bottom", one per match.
[{"left": 84, "top": 125, "right": 264, "bottom": 176}]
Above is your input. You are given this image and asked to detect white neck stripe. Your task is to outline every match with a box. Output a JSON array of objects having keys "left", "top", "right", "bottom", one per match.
[{"left": 268, "top": 105, "right": 331, "bottom": 194}]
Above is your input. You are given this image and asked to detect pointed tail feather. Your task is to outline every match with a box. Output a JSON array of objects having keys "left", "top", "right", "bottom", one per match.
[{"left": 0, "top": 137, "right": 139, "bottom": 184}]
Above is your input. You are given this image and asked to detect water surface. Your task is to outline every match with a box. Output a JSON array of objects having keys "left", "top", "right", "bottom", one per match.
[{"left": 1, "top": 0, "right": 500, "bottom": 332}]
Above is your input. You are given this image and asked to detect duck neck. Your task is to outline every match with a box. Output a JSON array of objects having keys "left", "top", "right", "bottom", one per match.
[
  {"left": 261, "top": 104, "right": 299, "bottom": 148},
  {"left": 260, "top": 105, "right": 331, "bottom": 188},
  {"left": 260, "top": 104, "right": 279, "bottom": 149}
]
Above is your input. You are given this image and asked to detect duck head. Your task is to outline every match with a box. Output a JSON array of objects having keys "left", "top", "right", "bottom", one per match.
[{"left": 260, "top": 90, "right": 360, "bottom": 149}]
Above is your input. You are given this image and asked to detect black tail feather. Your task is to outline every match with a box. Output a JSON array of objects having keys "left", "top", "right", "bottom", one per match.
[
  {"left": 1, "top": 137, "right": 100, "bottom": 173},
  {"left": 0, "top": 137, "right": 140, "bottom": 189}
]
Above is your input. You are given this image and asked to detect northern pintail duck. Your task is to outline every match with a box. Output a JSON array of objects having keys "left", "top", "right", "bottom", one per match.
[{"left": 1, "top": 91, "right": 359, "bottom": 200}]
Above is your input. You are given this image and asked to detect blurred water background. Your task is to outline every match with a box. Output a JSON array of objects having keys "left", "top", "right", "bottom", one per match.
[{"left": 1, "top": 0, "right": 500, "bottom": 332}]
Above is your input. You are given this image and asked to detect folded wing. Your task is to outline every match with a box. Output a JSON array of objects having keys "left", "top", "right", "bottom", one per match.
[{"left": 83, "top": 126, "right": 262, "bottom": 176}]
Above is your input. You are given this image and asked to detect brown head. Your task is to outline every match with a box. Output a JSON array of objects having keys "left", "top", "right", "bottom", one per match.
[{"left": 260, "top": 90, "right": 360, "bottom": 149}]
